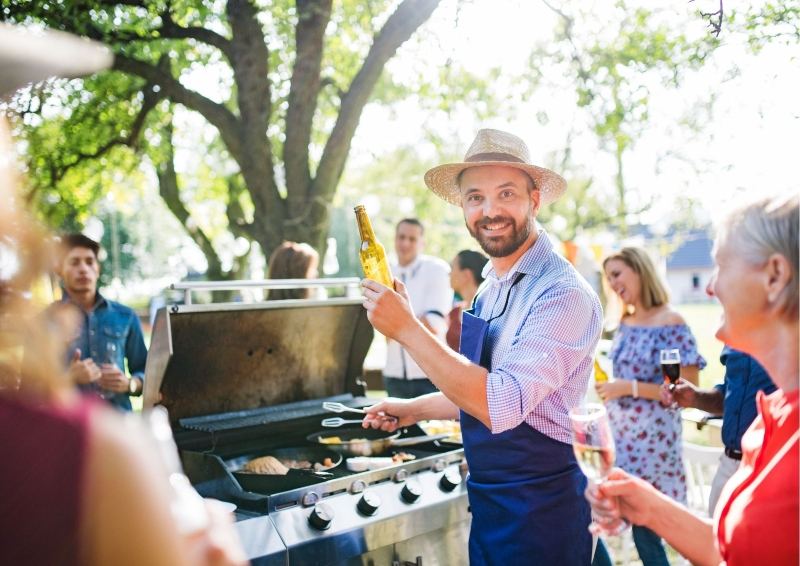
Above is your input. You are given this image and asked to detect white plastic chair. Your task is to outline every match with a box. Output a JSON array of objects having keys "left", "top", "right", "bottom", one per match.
[{"left": 683, "top": 441, "right": 723, "bottom": 516}]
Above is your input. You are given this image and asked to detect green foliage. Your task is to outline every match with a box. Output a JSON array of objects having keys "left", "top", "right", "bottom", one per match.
[
  {"left": 570, "top": 6, "right": 717, "bottom": 153},
  {"left": 1, "top": 0, "right": 443, "bottom": 279},
  {"left": 729, "top": 1, "right": 800, "bottom": 51},
  {"left": 533, "top": 2, "right": 718, "bottom": 236}
]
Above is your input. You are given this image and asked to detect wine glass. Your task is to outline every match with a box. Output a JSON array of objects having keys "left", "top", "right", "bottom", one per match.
[
  {"left": 660, "top": 349, "right": 681, "bottom": 391},
  {"left": 569, "top": 403, "right": 630, "bottom": 536},
  {"left": 98, "top": 341, "right": 118, "bottom": 400}
]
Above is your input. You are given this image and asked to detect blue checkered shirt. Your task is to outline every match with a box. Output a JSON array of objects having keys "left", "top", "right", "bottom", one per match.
[{"left": 474, "top": 230, "right": 603, "bottom": 444}]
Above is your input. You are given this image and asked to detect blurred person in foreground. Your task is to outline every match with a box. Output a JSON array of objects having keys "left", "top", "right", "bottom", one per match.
[
  {"left": 266, "top": 241, "right": 320, "bottom": 300},
  {"left": 586, "top": 193, "right": 798, "bottom": 566},
  {"left": 382, "top": 218, "right": 453, "bottom": 398},
  {"left": 661, "top": 347, "right": 775, "bottom": 514},
  {"left": 0, "top": 23, "right": 247, "bottom": 566},
  {"left": 446, "top": 249, "right": 489, "bottom": 351},
  {"left": 595, "top": 246, "right": 706, "bottom": 566},
  {"left": 361, "top": 129, "right": 602, "bottom": 564},
  {"left": 42, "top": 233, "right": 147, "bottom": 410}
]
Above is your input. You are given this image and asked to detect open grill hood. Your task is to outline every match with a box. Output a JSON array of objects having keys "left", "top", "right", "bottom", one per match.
[{"left": 142, "top": 298, "right": 374, "bottom": 425}]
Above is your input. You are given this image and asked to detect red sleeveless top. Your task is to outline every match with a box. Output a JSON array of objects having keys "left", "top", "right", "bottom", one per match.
[
  {"left": 0, "top": 394, "right": 92, "bottom": 566},
  {"left": 715, "top": 389, "right": 799, "bottom": 565}
]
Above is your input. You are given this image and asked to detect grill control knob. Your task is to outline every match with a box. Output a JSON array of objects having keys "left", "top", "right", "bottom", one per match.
[
  {"left": 308, "top": 502, "right": 334, "bottom": 531},
  {"left": 393, "top": 469, "right": 409, "bottom": 483},
  {"left": 357, "top": 491, "right": 381, "bottom": 516},
  {"left": 400, "top": 480, "right": 422, "bottom": 504},
  {"left": 439, "top": 469, "right": 462, "bottom": 492}
]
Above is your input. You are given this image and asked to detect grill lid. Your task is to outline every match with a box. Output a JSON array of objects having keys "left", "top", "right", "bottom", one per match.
[{"left": 142, "top": 298, "right": 373, "bottom": 424}]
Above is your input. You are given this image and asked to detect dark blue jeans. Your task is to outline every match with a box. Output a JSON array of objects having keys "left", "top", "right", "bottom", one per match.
[
  {"left": 592, "top": 526, "right": 670, "bottom": 566},
  {"left": 633, "top": 525, "right": 670, "bottom": 566},
  {"left": 383, "top": 376, "right": 438, "bottom": 398}
]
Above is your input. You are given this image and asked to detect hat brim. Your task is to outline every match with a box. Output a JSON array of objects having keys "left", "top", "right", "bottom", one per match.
[
  {"left": 0, "top": 23, "right": 113, "bottom": 97},
  {"left": 424, "top": 161, "right": 567, "bottom": 207}
]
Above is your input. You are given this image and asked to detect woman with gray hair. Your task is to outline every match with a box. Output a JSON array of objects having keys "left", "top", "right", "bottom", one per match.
[{"left": 586, "top": 193, "right": 798, "bottom": 566}]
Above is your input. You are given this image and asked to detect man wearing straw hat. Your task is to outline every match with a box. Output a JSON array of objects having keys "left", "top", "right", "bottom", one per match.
[{"left": 362, "top": 129, "right": 603, "bottom": 565}]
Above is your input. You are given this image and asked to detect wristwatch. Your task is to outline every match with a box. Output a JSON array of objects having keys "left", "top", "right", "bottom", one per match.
[{"left": 128, "top": 377, "right": 141, "bottom": 396}]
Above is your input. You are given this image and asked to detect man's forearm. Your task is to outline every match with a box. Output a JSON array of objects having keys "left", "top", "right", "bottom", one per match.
[
  {"left": 411, "top": 392, "right": 461, "bottom": 421},
  {"left": 692, "top": 389, "right": 724, "bottom": 415},
  {"left": 399, "top": 322, "right": 491, "bottom": 427}
]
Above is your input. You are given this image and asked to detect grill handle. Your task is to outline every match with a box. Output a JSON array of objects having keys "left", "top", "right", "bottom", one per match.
[
  {"left": 171, "top": 278, "right": 361, "bottom": 305},
  {"left": 390, "top": 433, "right": 452, "bottom": 447}
]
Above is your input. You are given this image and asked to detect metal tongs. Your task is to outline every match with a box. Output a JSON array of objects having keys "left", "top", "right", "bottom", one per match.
[
  {"left": 322, "top": 401, "right": 366, "bottom": 415},
  {"left": 321, "top": 401, "right": 398, "bottom": 427},
  {"left": 321, "top": 417, "right": 364, "bottom": 427}
]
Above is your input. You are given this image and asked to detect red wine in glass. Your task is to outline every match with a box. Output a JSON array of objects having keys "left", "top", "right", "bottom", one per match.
[{"left": 660, "top": 349, "right": 681, "bottom": 391}]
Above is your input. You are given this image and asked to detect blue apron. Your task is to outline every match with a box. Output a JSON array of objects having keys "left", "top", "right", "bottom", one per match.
[{"left": 459, "top": 275, "right": 591, "bottom": 565}]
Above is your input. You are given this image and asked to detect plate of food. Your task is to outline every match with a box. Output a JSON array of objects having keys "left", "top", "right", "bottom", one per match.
[{"left": 417, "top": 419, "right": 462, "bottom": 443}]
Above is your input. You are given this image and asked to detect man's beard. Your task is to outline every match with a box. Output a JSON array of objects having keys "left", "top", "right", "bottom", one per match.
[{"left": 466, "top": 213, "right": 533, "bottom": 258}]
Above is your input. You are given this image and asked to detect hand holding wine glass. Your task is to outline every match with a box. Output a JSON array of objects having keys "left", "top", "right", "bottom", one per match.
[
  {"left": 98, "top": 341, "right": 125, "bottom": 398},
  {"left": 569, "top": 403, "right": 630, "bottom": 536},
  {"left": 660, "top": 348, "right": 681, "bottom": 392}
]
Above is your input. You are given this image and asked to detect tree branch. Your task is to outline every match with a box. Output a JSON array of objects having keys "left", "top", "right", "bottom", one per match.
[
  {"left": 52, "top": 82, "right": 163, "bottom": 183},
  {"left": 113, "top": 54, "right": 244, "bottom": 162},
  {"left": 691, "top": 0, "right": 724, "bottom": 37},
  {"left": 225, "top": 176, "right": 252, "bottom": 240},
  {"left": 156, "top": 119, "right": 226, "bottom": 278},
  {"left": 160, "top": 10, "right": 233, "bottom": 59},
  {"left": 313, "top": 0, "right": 441, "bottom": 210},
  {"left": 284, "top": 0, "right": 333, "bottom": 215},
  {"left": 540, "top": 1, "right": 591, "bottom": 84}
]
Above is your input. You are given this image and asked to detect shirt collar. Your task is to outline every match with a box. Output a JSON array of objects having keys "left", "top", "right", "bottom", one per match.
[
  {"left": 61, "top": 291, "right": 109, "bottom": 311},
  {"left": 396, "top": 255, "right": 422, "bottom": 275},
  {"left": 482, "top": 229, "right": 554, "bottom": 285}
]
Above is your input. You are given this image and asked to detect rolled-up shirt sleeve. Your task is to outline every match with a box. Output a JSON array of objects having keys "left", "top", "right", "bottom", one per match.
[{"left": 486, "top": 285, "right": 602, "bottom": 434}]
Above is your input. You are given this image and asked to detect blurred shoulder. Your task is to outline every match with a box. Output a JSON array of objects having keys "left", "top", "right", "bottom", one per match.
[
  {"left": 87, "top": 405, "right": 150, "bottom": 465},
  {"left": 656, "top": 306, "right": 687, "bottom": 327}
]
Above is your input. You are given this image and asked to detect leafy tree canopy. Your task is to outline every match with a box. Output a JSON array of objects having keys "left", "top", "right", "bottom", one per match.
[{"left": 2, "top": 0, "right": 446, "bottom": 279}]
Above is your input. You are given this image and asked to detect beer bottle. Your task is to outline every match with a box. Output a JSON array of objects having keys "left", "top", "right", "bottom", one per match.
[
  {"left": 593, "top": 358, "right": 609, "bottom": 383},
  {"left": 354, "top": 205, "right": 393, "bottom": 288}
]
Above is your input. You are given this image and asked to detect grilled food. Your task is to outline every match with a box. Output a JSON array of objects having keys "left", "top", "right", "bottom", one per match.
[{"left": 242, "top": 455, "right": 289, "bottom": 475}]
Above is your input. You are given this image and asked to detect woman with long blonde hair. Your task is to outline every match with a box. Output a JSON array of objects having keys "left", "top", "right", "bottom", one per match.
[{"left": 595, "top": 246, "right": 705, "bottom": 565}]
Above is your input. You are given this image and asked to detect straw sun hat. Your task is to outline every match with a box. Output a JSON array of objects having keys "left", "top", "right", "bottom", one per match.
[
  {"left": 0, "top": 23, "right": 112, "bottom": 97},
  {"left": 424, "top": 128, "right": 566, "bottom": 207}
]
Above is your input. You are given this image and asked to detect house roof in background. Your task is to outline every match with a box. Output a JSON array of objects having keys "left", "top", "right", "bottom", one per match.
[{"left": 667, "top": 234, "right": 714, "bottom": 269}]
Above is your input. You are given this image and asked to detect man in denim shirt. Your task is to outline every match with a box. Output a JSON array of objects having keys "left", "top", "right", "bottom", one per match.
[
  {"left": 47, "top": 234, "right": 147, "bottom": 411},
  {"left": 664, "top": 346, "right": 775, "bottom": 513}
]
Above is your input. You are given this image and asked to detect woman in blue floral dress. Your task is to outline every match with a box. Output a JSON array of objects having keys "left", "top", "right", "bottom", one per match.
[{"left": 594, "top": 247, "right": 706, "bottom": 566}]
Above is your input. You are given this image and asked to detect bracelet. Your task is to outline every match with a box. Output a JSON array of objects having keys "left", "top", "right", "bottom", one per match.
[{"left": 631, "top": 380, "right": 639, "bottom": 399}]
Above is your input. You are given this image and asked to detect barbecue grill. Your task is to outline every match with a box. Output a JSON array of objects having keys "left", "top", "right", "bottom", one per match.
[{"left": 143, "top": 280, "right": 470, "bottom": 565}]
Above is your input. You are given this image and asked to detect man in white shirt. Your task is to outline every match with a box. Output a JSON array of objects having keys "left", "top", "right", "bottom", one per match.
[{"left": 383, "top": 218, "right": 453, "bottom": 398}]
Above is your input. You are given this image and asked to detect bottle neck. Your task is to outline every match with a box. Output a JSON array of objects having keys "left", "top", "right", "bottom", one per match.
[{"left": 356, "top": 210, "right": 376, "bottom": 241}]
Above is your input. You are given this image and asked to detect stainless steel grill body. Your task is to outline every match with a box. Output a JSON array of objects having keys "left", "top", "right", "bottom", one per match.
[{"left": 144, "top": 289, "right": 469, "bottom": 565}]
